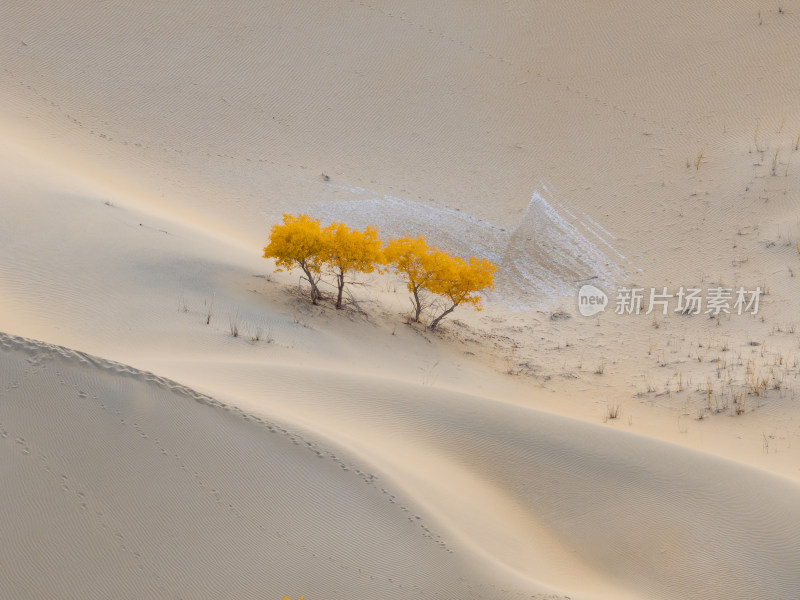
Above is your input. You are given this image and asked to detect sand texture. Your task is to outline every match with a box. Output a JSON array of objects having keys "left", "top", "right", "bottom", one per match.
[{"left": 2, "top": 2, "right": 800, "bottom": 598}]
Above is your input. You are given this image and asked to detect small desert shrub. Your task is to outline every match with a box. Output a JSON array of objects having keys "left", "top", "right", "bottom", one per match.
[
  {"left": 205, "top": 293, "right": 215, "bottom": 325},
  {"left": 229, "top": 310, "right": 240, "bottom": 337},
  {"left": 604, "top": 401, "right": 623, "bottom": 422},
  {"left": 595, "top": 357, "right": 606, "bottom": 375}
]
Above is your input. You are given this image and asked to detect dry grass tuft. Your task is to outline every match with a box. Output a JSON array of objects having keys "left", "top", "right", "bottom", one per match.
[{"left": 604, "top": 401, "right": 623, "bottom": 422}]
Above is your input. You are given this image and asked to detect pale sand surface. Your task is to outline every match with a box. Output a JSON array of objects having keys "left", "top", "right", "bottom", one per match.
[{"left": 2, "top": 2, "right": 800, "bottom": 599}]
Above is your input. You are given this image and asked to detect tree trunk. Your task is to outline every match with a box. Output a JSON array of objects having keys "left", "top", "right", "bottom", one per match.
[
  {"left": 412, "top": 285, "right": 423, "bottom": 322},
  {"left": 429, "top": 303, "right": 457, "bottom": 330},
  {"left": 335, "top": 270, "right": 345, "bottom": 309},
  {"left": 299, "top": 262, "right": 320, "bottom": 304}
]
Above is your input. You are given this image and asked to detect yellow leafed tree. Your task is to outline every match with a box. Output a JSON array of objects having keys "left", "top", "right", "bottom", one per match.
[
  {"left": 321, "top": 222, "right": 383, "bottom": 309},
  {"left": 384, "top": 236, "right": 439, "bottom": 323},
  {"left": 263, "top": 214, "right": 325, "bottom": 304},
  {"left": 427, "top": 254, "right": 497, "bottom": 330},
  {"left": 264, "top": 215, "right": 495, "bottom": 323}
]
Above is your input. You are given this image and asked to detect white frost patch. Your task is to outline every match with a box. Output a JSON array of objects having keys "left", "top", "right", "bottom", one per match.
[
  {"left": 300, "top": 189, "right": 509, "bottom": 265},
  {"left": 494, "top": 187, "right": 630, "bottom": 308}
]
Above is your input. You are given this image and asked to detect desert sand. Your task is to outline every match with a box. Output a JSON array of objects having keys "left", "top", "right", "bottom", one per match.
[{"left": 1, "top": 2, "right": 799, "bottom": 599}]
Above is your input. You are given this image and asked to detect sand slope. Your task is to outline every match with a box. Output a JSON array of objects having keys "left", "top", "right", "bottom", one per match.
[
  {"left": 0, "top": 333, "right": 534, "bottom": 600},
  {"left": 3, "top": 332, "right": 800, "bottom": 599}
]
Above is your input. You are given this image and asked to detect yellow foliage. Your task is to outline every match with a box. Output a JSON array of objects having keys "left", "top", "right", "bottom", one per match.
[
  {"left": 321, "top": 223, "right": 382, "bottom": 273},
  {"left": 321, "top": 222, "right": 383, "bottom": 309},
  {"left": 263, "top": 213, "right": 324, "bottom": 271},
  {"left": 430, "top": 255, "right": 497, "bottom": 308},
  {"left": 427, "top": 254, "right": 497, "bottom": 328},
  {"left": 384, "top": 236, "right": 433, "bottom": 291},
  {"left": 263, "top": 214, "right": 325, "bottom": 303},
  {"left": 263, "top": 215, "right": 497, "bottom": 324},
  {"left": 384, "top": 236, "right": 438, "bottom": 322},
  {"left": 385, "top": 235, "right": 497, "bottom": 327}
]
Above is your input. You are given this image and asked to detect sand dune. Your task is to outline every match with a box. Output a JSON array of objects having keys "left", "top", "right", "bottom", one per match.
[
  {"left": 3, "top": 332, "right": 799, "bottom": 599},
  {"left": 0, "top": 334, "right": 516, "bottom": 600},
  {"left": 2, "top": 1, "right": 800, "bottom": 599},
  {"left": 147, "top": 357, "right": 800, "bottom": 600}
]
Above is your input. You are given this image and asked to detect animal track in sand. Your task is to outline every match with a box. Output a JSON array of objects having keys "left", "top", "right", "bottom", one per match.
[
  {"left": 2, "top": 331, "right": 460, "bottom": 584},
  {"left": 0, "top": 415, "right": 161, "bottom": 588}
]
